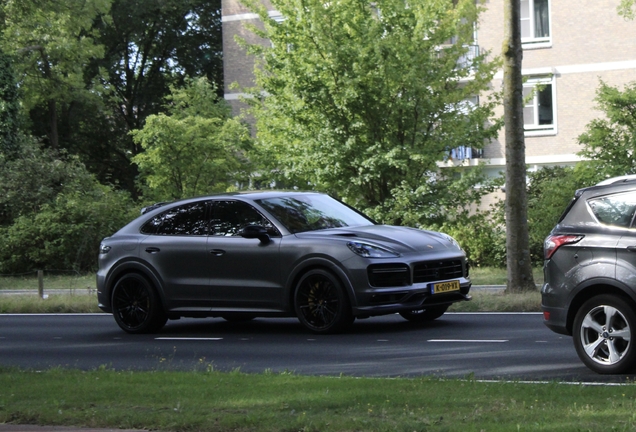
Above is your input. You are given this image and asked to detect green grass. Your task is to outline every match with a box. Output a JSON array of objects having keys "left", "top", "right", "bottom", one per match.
[
  {"left": 0, "top": 271, "right": 95, "bottom": 291},
  {"left": 0, "top": 294, "right": 102, "bottom": 313},
  {"left": 470, "top": 266, "right": 544, "bottom": 286},
  {"left": 1, "top": 368, "right": 635, "bottom": 431}
]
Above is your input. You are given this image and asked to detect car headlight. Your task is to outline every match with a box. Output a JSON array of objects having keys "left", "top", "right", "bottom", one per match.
[
  {"left": 347, "top": 241, "right": 400, "bottom": 258},
  {"left": 99, "top": 244, "right": 112, "bottom": 254}
]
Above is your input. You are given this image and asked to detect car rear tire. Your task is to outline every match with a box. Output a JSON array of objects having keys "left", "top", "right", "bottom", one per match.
[
  {"left": 400, "top": 305, "right": 449, "bottom": 322},
  {"left": 111, "top": 273, "right": 167, "bottom": 334},
  {"left": 294, "top": 269, "right": 353, "bottom": 334},
  {"left": 573, "top": 295, "right": 636, "bottom": 374}
]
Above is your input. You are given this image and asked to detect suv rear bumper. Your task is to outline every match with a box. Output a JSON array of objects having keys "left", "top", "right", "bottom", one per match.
[{"left": 541, "top": 304, "right": 570, "bottom": 335}]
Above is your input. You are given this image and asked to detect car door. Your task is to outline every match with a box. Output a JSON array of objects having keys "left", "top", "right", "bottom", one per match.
[
  {"left": 139, "top": 200, "right": 214, "bottom": 310},
  {"left": 604, "top": 192, "right": 636, "bottom": 287},
  {"left": 205, "top": 199, "right": 284, "bottom": 311}
]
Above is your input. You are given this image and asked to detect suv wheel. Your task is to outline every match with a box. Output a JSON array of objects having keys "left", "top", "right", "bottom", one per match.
[
  {"left": 294, "top": 269, "right": 353, "bottom": 334},
  {"left": 573, "top": 295, "right": 636, "bottom": 374},
  {"left": 112, "top": 273, "right": 167, "bottom": 334}
]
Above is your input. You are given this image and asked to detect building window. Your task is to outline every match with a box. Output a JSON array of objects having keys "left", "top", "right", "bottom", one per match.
[
  {"left": 521, "top": 0, "right": 550, "bottom": 47},
  {"left": 523, "top": 76, "right": 556, "bottom": 135}
]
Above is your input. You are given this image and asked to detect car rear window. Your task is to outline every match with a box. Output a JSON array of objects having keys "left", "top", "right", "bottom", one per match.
[{"left": 588, "top": 191, "right": 636, "bottom": 228}]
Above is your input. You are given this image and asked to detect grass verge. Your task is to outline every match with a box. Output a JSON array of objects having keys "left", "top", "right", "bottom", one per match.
[
  {"left": 0, "top": 290, "right": 541, "bottom": 314},
  {"left": 1, "top": 368, "right": 635, "bottom": 431},
  {"left": 0, "top": 294, "right": 102, "bottom": 314},
  {"left": 0, "top": 267, "right": 543, "bottom": 314}
]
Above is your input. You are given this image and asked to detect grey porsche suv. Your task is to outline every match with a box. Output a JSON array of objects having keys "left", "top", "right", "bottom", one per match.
[
  {"left": 97, "top": 191, "right": 471, "bottom": 334},
  {"left": 542, "top": 175, "right": 636, "bottom": 373}
]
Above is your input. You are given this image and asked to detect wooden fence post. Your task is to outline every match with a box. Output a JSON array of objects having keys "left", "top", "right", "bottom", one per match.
[{"left": 38, "top": 270, "right": 44, "bottom": 299}]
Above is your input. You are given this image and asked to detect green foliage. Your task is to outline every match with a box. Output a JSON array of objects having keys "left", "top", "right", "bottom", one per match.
[
  {"left": 0, "top": 188, "right": 135, "bottom": 272},
  {"left": 618, "top": 0, "right": 636, "bottom": 19},
  {"left": 131, "top": 78, "right": 253, "bottom": 201},
  {"left": 578, "top": 80, "right": 636, "bottom": 180},
  {"left": 0, "top": 139, "right": 136, "bottom": 272},
  {"left": 0, "top": 50, "right": 21, "bottom": 156},
  {"left": 525, "top": 166, "right": 579, "bottom": 264},
  {"left": 435, "top": 211, "right": 506, "bottom": 268},
  {"left": 0, "top": 0, "right": 111, "bottom": 113},
  {"left": 0, "top": 137, "right": 97, "bottom": 224},
  {"left": 501, "top": 165, "right": 598, "bottom": 267},
  {"left": 242, "top": 0, "right": 502, "bottom": 225}
]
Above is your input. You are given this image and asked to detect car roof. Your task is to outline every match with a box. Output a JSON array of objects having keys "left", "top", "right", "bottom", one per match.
[
  {"left": 140, "top": 190, "right": 326, "bottom": 214},
  {"left": 575, "top": 175, "right": 636, "bottom": 197}
]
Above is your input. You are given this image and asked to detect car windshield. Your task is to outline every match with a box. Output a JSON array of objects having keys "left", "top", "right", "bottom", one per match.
[{"left": 256, "top": 194, "right": 374, "bottom": 233}]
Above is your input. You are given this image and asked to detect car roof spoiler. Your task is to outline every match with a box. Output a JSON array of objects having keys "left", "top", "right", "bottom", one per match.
[{"left": 574, "top": 175, "right": 636, "bottom": 197}]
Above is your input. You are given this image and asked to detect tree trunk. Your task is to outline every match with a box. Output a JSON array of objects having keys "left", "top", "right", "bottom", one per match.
[
  {"left": 502, "top": 0, "right": 536, "bottom": 292},
  {"left": 48, "top": 99, "right": 59, "bottom": 150}
]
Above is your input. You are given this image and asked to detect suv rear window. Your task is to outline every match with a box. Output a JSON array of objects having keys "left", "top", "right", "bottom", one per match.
[{"left": 588, "top": 191, "right": 636, "bottom": 228}]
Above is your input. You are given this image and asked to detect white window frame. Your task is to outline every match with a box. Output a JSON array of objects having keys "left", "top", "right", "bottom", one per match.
[
  {"left": 520, "top": 0, "right": 552, "bottom": 49},
  {"left": 523, "top": 75, "right": 557, "bottom": 137}
]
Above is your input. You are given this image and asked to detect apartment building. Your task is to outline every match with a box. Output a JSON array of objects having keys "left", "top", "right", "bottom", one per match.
[{"left": 222, "top": 0, "right": 636, "bottom": 178}]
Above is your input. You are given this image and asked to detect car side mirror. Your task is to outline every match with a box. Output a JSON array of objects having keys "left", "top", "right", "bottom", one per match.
[{"left": 240, "top": 225, "right": 271, "bottom": 244}]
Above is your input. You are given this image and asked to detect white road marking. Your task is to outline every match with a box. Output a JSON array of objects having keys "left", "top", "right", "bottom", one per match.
[
  {"left": 428, "top": 339, "right": 509, "bottom": 343},
  {"left": 155, "top": 337, "right": 223, "bottom": 341}
]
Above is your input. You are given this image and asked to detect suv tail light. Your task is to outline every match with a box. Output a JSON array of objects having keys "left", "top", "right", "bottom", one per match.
[{"left": 544, "top": 235, "right": 584, "bottom": 260}]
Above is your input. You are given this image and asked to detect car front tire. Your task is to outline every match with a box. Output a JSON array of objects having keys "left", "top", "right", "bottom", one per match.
[
  {"left": 111, "top": 273, "right": 167, "bottom": 334},
  {"left": 399, "top": 305, "right": 449, "bottom": 322},
  {"left": 573, "top": 294, "right": 636, "bottom": 374},
  {"left": 294, "top": 269, "right": 353, "bottom": 334}
]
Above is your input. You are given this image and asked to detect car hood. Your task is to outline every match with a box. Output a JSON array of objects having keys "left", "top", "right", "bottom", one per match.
[{"left": 294, "top": 225, "right": 461, "bottom": 254}]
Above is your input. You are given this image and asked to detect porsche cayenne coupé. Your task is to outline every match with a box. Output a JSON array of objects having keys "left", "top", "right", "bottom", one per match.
[{"left": 97, "top": 191, "right": 471, "bottom": 334}]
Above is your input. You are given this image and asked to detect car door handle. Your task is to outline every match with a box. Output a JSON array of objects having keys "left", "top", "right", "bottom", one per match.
[
  {"left": 627, "top": 246, "right": 636, "bottom": 252},
  {"left": 210, "top": 249, "right": 226, "bottom": 256},
  {"left": 145, "top": 247, "right": 160, "bottom": 254}
]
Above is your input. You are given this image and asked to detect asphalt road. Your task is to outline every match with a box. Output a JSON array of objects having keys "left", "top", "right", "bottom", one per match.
[{"left": 0, "top": 312, "right": 633, "bottom": 383}]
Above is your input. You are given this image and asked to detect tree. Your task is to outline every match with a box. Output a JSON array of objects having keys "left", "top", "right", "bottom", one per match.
[
  {"left": 578, "top": 80, "right": 636, "bottom": 179},
  {"left": 84, "top": 0, "right": 224, "bottom": 194},
  {"left": 0, "top": 0, "right": 112, "bottom": 150},
  {"left": 1, "top": 0, "right": 225, "bottom": 195},
  {"left": 502, "top": 0, "right": 535, "bottom": 292},
  {"left": 0, "top": 50, "right": 20, "bottom": 157},
  {"left": 0, "top": 137, "right": 136, "bottom": 272},
  {"left": 131, "top": 78, "right": 252, "bottom": 201},
  {"left": 242, "top": 0, "right": 501, "bottom": 226}
]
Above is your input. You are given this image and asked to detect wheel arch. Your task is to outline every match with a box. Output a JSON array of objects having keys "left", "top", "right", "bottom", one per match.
[
  {"left": 103, "top": 259, "right": 167, "bottom": 311},
  {"left": 285, "top": 257, "right": 356, "bottom": 314}
]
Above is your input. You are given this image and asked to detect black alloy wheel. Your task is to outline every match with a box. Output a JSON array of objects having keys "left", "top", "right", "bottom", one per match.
[
  {"left": 294, "top": 269, "right": 353, "bottom": 334},
  {"left": 111, "top": 273, "right": 167, "bottom": 334},
  {"left": 573, "top": 295, "right": 636, "bottom": 374},
  {"left": 399, "top": 305, "right": 449, "bottom": 322}
]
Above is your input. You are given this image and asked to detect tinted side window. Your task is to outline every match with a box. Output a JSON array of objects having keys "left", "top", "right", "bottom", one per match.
[
  {"left": 211, "top": 200, "right": 279, "bottom": 237},
  {"left": 141, "top": 201, "right": 209, "bottom": 235},
  {"left": 588, "top": 192, "right": 636, "bottom": 228}
]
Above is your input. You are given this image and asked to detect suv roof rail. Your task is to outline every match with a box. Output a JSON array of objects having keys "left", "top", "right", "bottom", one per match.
[{"left": 595, "top": 175, "right": 636, "bottom": 186}]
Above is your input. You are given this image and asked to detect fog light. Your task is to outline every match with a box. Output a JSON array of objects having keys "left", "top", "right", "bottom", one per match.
[{"left": 543, "top": 311, "right": 550, "bottom": 321}]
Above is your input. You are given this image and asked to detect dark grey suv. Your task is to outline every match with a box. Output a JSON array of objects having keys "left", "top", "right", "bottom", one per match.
[
  {"left": 97, "top": 191, "right": 471, "bottom": 335},
  {"left": 542, "top": 175, "right": 636, "bottom": 373}
]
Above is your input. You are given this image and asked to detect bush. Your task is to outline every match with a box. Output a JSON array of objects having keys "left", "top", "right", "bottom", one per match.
[
  {"left": 435, "top": 211, "right": 506, "bottom": 268},
  {"left": 0, "top": 139, "right": 138, "bottom": 273},
  {"left": 0, "top": 187, "right": 137, "bottom": 273}
]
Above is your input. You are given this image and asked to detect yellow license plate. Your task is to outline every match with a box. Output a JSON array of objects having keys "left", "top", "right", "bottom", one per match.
[{"left": 431, "top": 280, "right": 460, "bottom": 294}]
